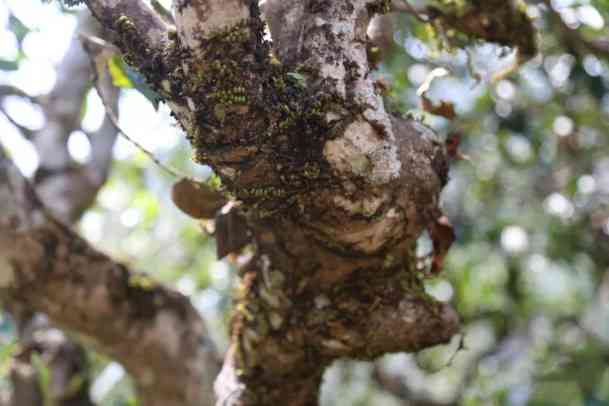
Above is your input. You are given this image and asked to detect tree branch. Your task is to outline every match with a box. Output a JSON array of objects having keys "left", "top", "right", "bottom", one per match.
[
  {"left": 8, "top": 315, "right": 95, "bottom": 406},
  {"left": 543, "top": 0, "right": 609, "bottom": 59},
  {"left": 3, "top": 12, "right": 122, "bottom": 406},
  {"left": 32, "top": 12, "right": 119, "bottom": 224},
  {"left": 84, "top": 0, "right": 170, "bottom": 59},
  {"left": 0, "top": 149, "right": 220, "bottom": 406}
]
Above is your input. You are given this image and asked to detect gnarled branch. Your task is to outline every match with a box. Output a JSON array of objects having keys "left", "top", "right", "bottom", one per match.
[{"left": 0, "top": 148, "right": 220, "bottom": 406}]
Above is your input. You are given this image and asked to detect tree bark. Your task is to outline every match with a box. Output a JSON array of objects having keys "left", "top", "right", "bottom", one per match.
[
  {"left": 4, "top": 0, "right": 464, "bottom": 405},
  {"left": 0, "top": 147, "right": 221, "bottom": 406}
]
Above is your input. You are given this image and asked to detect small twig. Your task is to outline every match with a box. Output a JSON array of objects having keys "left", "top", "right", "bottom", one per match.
[
  {"left": 391, "top": 0, "right": 430, "bottom": 23},
  {"left": 95, "top": 85, "right": 182, "bottom": 179},
  {"left": 79, "top": 34, "right": 183, "bottom": 180},
  {"left": 0, "top": 105, "right": 36, "bottom": 139},
  {"left": 0, "top": 85, "right": 39, "bottom": 139},
  {"left": 151, "top": 0, "right": 175, "bottom": 25}
]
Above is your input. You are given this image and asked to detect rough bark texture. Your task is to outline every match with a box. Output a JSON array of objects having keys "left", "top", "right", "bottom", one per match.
[
  {"left": 3, "top": 12, "right": 118, "bottom": 406},
  {"left": 3, "top": 0, "right": 464, "bottom": 405},
  {"left": 9, "top": 314, "right": 94, "bottom": 406},
  {"left": 0, "top": 149, "right": 221, "bottom": 406}
]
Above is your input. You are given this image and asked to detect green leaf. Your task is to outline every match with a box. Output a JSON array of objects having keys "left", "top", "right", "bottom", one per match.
[
  {"left": 0, "top": 340, "right": 17, "bottom": 376},
  {"left": 0, "top": 59, "right": 19, "bottom": 71},
  {"left": 287, "top": 72, "right": 308, "bottom": 88},
  {"left": 107, "top": 56, "right": 134, "bottom": 88},
  {"left": 124, "top": 65, "right": 162, "bottom": 110},
  {"left": 9, "top": 14, "right": 29, "bottom": 43},
  {"left": 31, "top": 353, "right": 53, "bottom": 406}
]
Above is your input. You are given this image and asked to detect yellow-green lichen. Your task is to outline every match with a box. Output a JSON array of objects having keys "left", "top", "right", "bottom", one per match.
[{"left": 128, "top": 273, "right": 157, "bottom": 290}]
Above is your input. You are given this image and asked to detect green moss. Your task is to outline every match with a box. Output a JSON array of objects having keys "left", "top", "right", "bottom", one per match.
[
  {"left": 116, "top": 15, "right": 134, "bottom": 30},
  {"left": 152, "top": 11, "right": 357, "bottom": 215},
  {"left": 303, "top": 162, "right": 321, "bottom": 179},
  {"left": 128, "top": 273, "right": 157, "bottom": 290}
]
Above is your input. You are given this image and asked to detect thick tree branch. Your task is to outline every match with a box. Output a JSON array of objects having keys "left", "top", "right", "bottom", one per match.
[
  {"left": 215, "top": 215, "right": 458, "bottom": 405},
  {"left": 0, "top": 150, "right": 220, "bottom": 406},
  {"left": 4, "top": 12, "right": 120, "bottom": 406}
]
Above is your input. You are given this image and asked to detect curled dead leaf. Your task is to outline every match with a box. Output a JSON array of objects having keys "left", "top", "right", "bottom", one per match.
[
  {"left": 171, "top": 178, "right": 227, "bottom": 219},
  {"left": 215, "top": 210, "right": 251, "bottom": 259},
  {"left": 421, "top": 95, "right": 456, "bottom": 120},
  {"left": 428, "top": 215, "right": 455, "bottom": 274}
]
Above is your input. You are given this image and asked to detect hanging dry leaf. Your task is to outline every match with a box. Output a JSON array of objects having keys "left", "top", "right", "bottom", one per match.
[
  {"left": 446, "top": 131, "right": 462, "bottom": 159},
  {"left": 428, "top": 215, "right": 455, "bottom": 274},
  {"left": 446, "top": 131, "right": 471, "bottom": 161},
  {"left": 215, "top": 210, "right": 251, "bottom": 259},
  {"left": 171, "top": 178, "right": 227, "bottom": 220},
  {"left": 417, "top": 67, "right": 456, "bottom": 120},
  {"left": 421, "top": 94, "right": 456, "bottom": 120}
]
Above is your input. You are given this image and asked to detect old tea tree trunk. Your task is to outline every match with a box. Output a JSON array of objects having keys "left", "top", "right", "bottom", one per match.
[{"left": 5, "top": 0, "right": 461, "bottom": 405}]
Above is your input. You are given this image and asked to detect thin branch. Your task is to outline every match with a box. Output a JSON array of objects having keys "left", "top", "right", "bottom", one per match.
[
  {"left": 81, "top": 34, "right": 182, "bottom": 179},
  {"left": 0, "top": 106, "right": 36, "bottom": 139},
  {"left": 391, "top": 0, "right": 430, "bottom": 23},
  {"left": 0, "top": 85, "right": 37, "bottom": 101},
  {"left": 0, "top": 85, "right": 39, "bottom": 139}
]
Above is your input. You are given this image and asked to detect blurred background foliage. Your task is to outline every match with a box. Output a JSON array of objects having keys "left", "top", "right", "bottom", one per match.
[{"left": 0, "top": 0, "right": 608, "bottom": 405}]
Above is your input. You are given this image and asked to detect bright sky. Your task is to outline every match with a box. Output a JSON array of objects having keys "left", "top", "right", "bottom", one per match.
[{"left": 0, "top": 0, "right": 180, "bottom": 177}]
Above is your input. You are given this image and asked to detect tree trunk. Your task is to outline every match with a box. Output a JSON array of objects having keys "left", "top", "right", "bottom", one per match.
[{"left": 2, "top": 0, "right": 465, "bottom": 404}]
